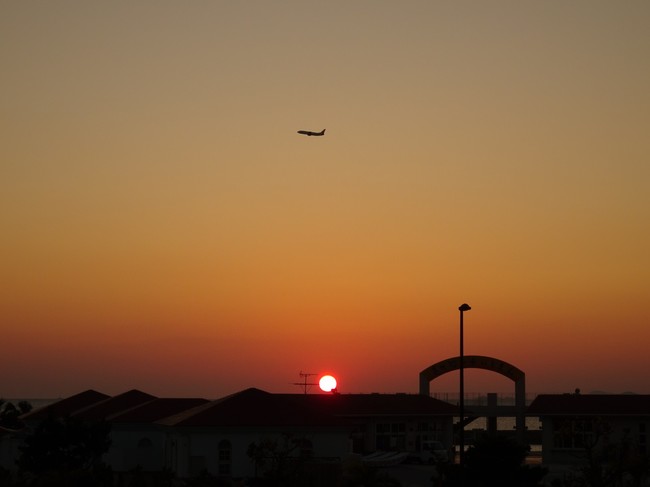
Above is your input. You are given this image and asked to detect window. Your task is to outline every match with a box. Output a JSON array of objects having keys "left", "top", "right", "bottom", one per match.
[
  {"left": 376, "top": 422, "right": 406, "bottom": 450},
  {"left": 296, "top": 438, "right": 313, "bottom": 458},
  {"left": 553, "top": 419, "right": 596, "bottom": 449},
  {"left": 218, "top": 439, "right": 231, "bottom": 475}
]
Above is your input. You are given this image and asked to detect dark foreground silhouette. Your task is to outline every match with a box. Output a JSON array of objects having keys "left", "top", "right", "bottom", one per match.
[
  {"left": 4, "top": 420, "right": 650, "bottom": 487},
  {"left": 437, "top": 436, "right": 547, "bottom": 487}
]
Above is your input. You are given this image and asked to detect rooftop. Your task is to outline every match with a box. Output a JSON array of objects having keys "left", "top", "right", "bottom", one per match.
[{"left": 527, "top": 393, "right": 650, "bottom": 416}]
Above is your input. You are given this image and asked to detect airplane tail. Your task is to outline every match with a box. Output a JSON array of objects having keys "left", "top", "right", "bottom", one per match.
[{"left": 320, "top": 129, "right": 326, "bottom": 135}]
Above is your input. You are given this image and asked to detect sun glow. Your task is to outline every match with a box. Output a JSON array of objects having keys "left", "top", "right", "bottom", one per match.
[{"left": 319, "top": 375, "right": 337, "bottom": 392}]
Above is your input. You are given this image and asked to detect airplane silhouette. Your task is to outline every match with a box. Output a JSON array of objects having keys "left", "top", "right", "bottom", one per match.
[{"left": 297, "top": 129, "right": 326, "bottom": 136}]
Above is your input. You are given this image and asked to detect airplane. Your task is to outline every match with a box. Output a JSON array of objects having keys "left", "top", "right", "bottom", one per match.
[{"left": 297, "top": 129, "right": 326, "bottom": 136}]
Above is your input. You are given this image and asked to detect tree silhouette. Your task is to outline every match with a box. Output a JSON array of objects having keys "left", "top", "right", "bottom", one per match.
[
  {"left": 439, "top": 436, "right": 547, "bottom": 487},
  {"left": 247, "top": 434, "right": 306, "bottom": 484},
  {"left": 0, "top": 399, "right": 32, "bottom": 430},
  {"left": 17, "top": 414, "right": 112, "bottom": 485},
  {"left": 554, "top": 426, "right": 650, "bottom": 487}
]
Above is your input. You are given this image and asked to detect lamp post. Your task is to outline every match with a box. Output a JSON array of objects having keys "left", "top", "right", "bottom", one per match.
[{"left": 458, "top": 303, "right": 471, "bottom": 470}]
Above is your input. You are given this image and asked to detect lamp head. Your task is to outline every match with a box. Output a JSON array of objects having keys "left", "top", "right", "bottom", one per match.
[{"left": 459, "top": 303, "right": 471, "bottom": 312}]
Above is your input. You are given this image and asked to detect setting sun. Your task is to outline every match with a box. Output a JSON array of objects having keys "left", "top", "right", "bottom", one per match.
[{"left": 319, "top": 375, "right": 337, "bottom": 392}]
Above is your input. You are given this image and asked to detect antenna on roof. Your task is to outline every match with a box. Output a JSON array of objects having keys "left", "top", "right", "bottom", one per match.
[{"left": 292, "top": 371, "right": 318, "bottom": 394}]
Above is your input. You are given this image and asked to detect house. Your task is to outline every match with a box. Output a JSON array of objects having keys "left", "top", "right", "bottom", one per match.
[
  {"left": 1, "top": 390, "right": 112, "bottom": 471},
  {"left": 157, "top": 388, "right": 353, "bottom": 478},
  {"left": 157, "top": 388, "right": 458, "bottom": 478},
  {"left": 527, "top": 393, "right": 650, "bottom": 471},
  {"left": 12, "top": 389, "right": 207, "bottom": 474},
  {"left": 7, "top": 387, "right": 457, "bottom": 480}
]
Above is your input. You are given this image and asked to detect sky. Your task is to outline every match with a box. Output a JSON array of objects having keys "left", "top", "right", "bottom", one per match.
[{"left": 2, "top": 1, "right": 649, "bottom": 400}]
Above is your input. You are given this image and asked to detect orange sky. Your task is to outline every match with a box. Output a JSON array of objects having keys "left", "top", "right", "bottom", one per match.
[{"left": 2, "top": 2, "right": 649, "bottom": 399}]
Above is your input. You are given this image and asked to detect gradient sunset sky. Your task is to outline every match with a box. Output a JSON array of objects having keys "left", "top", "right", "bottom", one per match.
[{"left": 2, "top": 2, "right": 649, "bottom": 399}]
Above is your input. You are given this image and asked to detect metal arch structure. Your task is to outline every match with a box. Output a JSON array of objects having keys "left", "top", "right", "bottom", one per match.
[{"left": 419, "top": 355, "right": 526, "bottom": 443}]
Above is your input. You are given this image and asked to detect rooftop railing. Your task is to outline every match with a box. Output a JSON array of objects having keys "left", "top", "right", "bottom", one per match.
[{"left": 430, "top": 392, "right": 541, "bottom": 406}]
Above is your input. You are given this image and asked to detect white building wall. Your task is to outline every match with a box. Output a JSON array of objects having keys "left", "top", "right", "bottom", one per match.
[
  {"left": 541, "top": 416, "right": 649, "bottom": 467},
  {"left": 167, "top": 427, "right": 351, "bottom": 479},
  {"left": 106, "top": 427, "right": 168, "bottom": 472}
]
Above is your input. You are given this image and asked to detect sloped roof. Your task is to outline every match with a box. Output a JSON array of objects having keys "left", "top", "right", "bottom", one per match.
[
  {"left": 108, "top": 398, "right": 209, "bottom": 423},
  {"left": 528, "top": 394, "right": 650, "bottom": 416},
  {"left": 73, "top": 389, "right": 157, "bottom": 421},
  {"left": 159, "top": 388, "right": 457, "bottom": 428},
  {"left": 21, "top": 388, "right": 458, "bottom": 429},
  {"left": 158, "top": 388, "right": 345, "bottom": 428},
  {"left": 20, "top": 389, "right": 110, "bottom": 421}
]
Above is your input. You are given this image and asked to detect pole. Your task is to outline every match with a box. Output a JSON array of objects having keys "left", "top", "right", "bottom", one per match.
[
  {"left": 459, "top": 307, "right": 464, "bottom": 469},
  {"left": 458, "top": 303, "right": 471, "bottom": 472}
]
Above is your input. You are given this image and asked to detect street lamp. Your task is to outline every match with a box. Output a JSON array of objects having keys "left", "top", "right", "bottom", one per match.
[{"left": 458, "top": 303, "right": 471, "bottom": 470}]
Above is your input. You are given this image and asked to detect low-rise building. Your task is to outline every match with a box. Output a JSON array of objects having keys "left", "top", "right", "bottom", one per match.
[
  {"left": 6, "top": 387, "right": 457, "bottom": 480},
  {"left": 158, "top": 388, "right": 458, "bottom": 477},
  {"left": 527, "top": 392, "right": 650, "bottom": 478}
]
